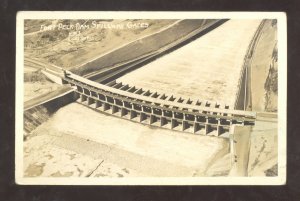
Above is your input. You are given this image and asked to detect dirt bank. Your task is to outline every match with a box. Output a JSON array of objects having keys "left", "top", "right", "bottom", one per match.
[
  {"left": 248, "top": 119, "right": 278, "bottom": 176},
  {"left": 250, "top": 19, "right": 278, "bottom": 112},
  {"left": 246, "top": 20, "right": 278, "bottom": 176},
  {"left": 24, "top": 19, "right": 177, "bottom": 69},
  {"left": 24, "top": 64, "right": 62, "bottom": 102},
  {"left": 23, "top": 19, "right": 179, "bottom": 102},
  {"left": 264, "top": 44, "right": 278, "bottom": 112}
]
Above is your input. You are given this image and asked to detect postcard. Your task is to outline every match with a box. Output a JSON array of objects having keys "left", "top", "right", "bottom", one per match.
[{"left": 15, "top": 11, "right": 287, "bottom": 185}]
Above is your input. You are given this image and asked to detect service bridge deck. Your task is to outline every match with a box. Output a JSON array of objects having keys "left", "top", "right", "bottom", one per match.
[{"left": 63, "top": 71, "right": 256, "bottom": 137}]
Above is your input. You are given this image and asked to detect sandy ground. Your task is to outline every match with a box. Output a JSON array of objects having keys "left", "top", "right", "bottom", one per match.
[
  {"left": 24, "top": 66, "right": 38, "bottom": 73},
  {"left": 251, "top": 20, "right": 277, "bottom": 111},
  {"left": 24, "top": 103, "right": 229, "bottom": 177},
  {"left": 118, "top": 20, "right": 262, "bottom": 108},
  {"left": 248, "top": 119, "right": 278, "bottom": 176}
]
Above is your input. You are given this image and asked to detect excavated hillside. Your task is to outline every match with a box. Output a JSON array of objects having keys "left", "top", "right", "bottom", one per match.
[{"left": 250, "top": 19, "right": 278, "bottom": 112}]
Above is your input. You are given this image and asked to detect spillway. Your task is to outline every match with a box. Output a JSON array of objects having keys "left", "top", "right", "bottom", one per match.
[{"left": 117, "top": 19, "right": 262, "bottom": 108}]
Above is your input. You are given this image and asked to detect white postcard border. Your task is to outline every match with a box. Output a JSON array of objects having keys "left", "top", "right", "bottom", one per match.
[{"left": 15, "top": 11, "right": 287, "bottom": 185}]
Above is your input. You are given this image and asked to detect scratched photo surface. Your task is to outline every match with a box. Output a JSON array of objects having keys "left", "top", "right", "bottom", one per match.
[{"left": 16, "top": 12, "right": 286, "bottom": 185}]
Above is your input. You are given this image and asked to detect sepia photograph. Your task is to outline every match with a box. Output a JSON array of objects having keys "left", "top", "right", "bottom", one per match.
[{"left": 15, "top": 12, "right": 287, "bottom": 185}]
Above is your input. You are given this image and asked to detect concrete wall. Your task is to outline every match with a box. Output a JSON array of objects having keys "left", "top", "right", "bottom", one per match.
[
  {"left": 24, "top": 90, "right": 77, "bottom": 137},
  {"left": 229, "top": 125, "right": 252, "bottom": 176},
  {"left": 24, "top": 105, "right": 50, "bottom": 137},
  {"left": 234, "top": 20, "right": 266, "bottom": 110}
]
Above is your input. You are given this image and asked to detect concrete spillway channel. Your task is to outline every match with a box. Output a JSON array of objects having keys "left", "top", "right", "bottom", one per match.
[
  {"left": 67, "top": 20, "right": 262, "bottom": 137},
  {"left": 118, "top": 19, "right": 263, "bottom": 110}
]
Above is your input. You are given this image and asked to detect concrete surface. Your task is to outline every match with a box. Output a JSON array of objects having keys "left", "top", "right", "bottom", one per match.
[
  {"left": 229, "top": 125, "right": 252, "bottom": 176},
  {"left": 118, "top": 20, "right": 262, "bottom": 108},
  {"left": 24, "top": 103, "right": 229, "bottom": 177}
]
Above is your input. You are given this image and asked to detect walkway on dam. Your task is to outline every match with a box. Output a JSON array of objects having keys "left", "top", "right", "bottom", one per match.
[{"left": 117, "top": 19, "right": 262, "bottom": 109}]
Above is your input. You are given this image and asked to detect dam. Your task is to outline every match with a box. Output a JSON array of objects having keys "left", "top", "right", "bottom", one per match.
[{"left": 38, "top": 19, "right": 260, "bottom": 137}]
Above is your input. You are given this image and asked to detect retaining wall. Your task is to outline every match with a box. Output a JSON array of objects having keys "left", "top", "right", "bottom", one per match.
[{"left": 24, "top": 90, "right": 77, "bottom": 136}]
